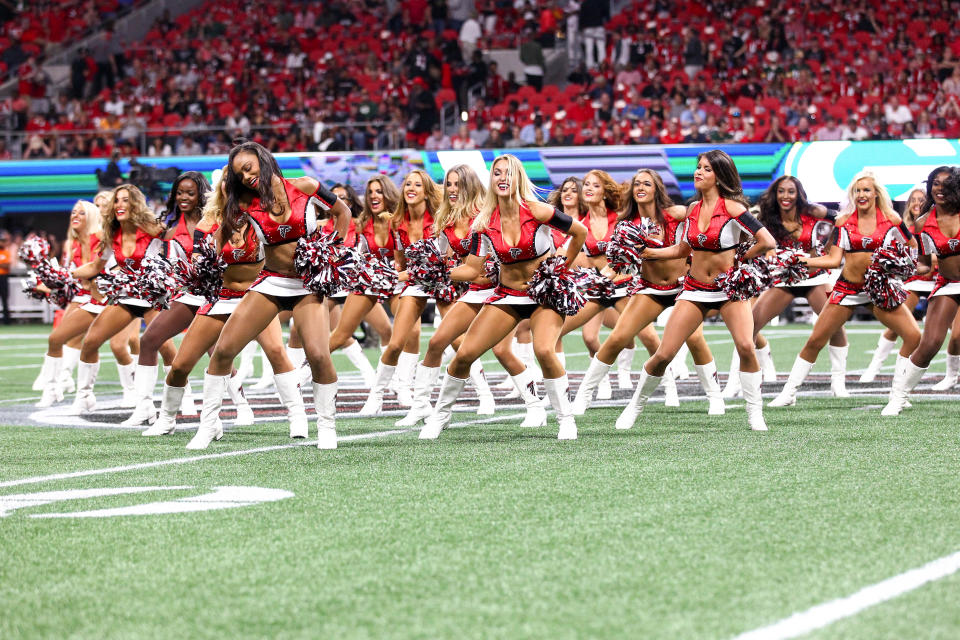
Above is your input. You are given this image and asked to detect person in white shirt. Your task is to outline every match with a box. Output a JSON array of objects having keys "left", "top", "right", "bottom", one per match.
[
  {"left": 884, "top": 96, "right": 914, "bottom": 125},
  {"left": 840, "top": 115, "right": 869, "bottom": 141},
  {"left": 459, "top": 12, "right": 482, "bottom": 61}
]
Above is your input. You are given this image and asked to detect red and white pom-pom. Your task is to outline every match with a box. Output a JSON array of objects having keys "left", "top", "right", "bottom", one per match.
[
  {"left": 404, "top": 239, "right": 455, "bottom": 297},
  {"left": 526, "top": 256, "right": 587, "bottom": 316},
  {"left": 871, "top": 243, "right": 917, "bottom": 280},
  {"left": 769, "top": 248, "right": 810, "bottom": 286},
  {"left": 175, "top": 236, "right": 226, "bottom": 303},
  {"left": 346, "top": 252, "right": 398, "bottom": 300},
  {"left": 716, "top": 257, "right": 773, "bottom": 301},
  {"left": 136, "top": 255, "right": 178, "bottom": 310},
  {"left": 484, "top": 257, "right": 501, "bottom": 288},
  {"left": 18, "top": 236, "right": 50, "bottom": 268},
  {"left": 21, "top": 274, "right": 48, "bottom": 302},
  {"left": 864, "top": 265, "right": 907, "bottom": 310},
  {"left": 605, "top": 220, "right": 662, "bottom": 274},
  {"left": 96, "top": 268, "right": 139, "bottom": 304},
  {"left": 574, "top": 267, "right": 617, "bottom": 299},
  {"left": 34, "top": 261, "right": 81, "bottom": 309},
  {"left": 294, "top": 232, "right": 345, "bottom": 297}
]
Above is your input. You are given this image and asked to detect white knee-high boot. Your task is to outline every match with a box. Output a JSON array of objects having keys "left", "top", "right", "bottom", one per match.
[
  {"left": 757, "top": 344, "right": 778, "bottom": 383},
  {"left": 70, "top": 361, "right": 99, "bottom": 413},
  {"left": 33, "top": 352, "right": 58, "bottom": 390},
  {"left": 662, "top": 364, "right": 680, "bottom": 407},
  {"left": 313, "top": 381, "right": 338, "bottom": 449},
  {"left": 343, "top": 340, "right": 376, "bottom": 387},
  {"left": 740, "top": 370, "right": 768, "bottom": 431},
  {"left": 121, "top": 364, "right": 159, "bottom": 426},
  {"left": 396, "top": 364, "right": 440, "bottom": 427},
  {"left": 544, "top": 375, "right": 577, "bottom": 440},
  {"left": 36, "top": 356, "right": 64, "bottom": 407},
  {"left": 419, "top": 374, "right": 467, "bottom": 439},
  {"left": 571, "top": 356, "right": 611, "bottom": 415},
  {"left": 274, "top": 370, "right": 308, "bottom": 438},
  {"left": 860, "top": 335, "right": 896, "bottom": 383},
  {"left": 236, "top": 341, "right": 257, "bottom": 386},
  {"left": 673, "top": 342, "right": 691, "bottom": 379},
  {"left": 514, "top": 367, "right": 547, "bottom": 427},
  {"left": 768, "top": 356, "right": 815, "bottom": 407},
  {"left": 58, "top": 345, "right": 81, "bottom": 393},
  {"left": 395, "top": 351, "right": 419, "bottom": 408},
  {"left": 250, "top": 348, "right": 275, "bottom": 391},
  {"left": 616, "top": 347, "right": 634, "bottom": 389},
  {"left": 469, "top": 359, "right": 495, "bottom": 415},
  {"left": 616, "top": 367, "right": 662, "bottom": 430},
  {"left": 828, "top": 345, "right": 850, "bottom": 398},
  {"left": 518, "top": 341, "right": 542, "bottom": 382},
  {"left": 179, "top": 378, "right": 199, "bottom": 416},
  {"left": 142, "top": 384, "right": 184, "bottom": 436},
  {"left": 359, "top": 362, "right": 395, "bottom": 415},
  {"left": 881, "top": 358, "right": 927, "bottom": 416},
  {"left": 185, "top": 372, "right": 228, "bottom": 449},
  {"left": 932, "top": 354, "right": 960, "bottom": 391},
  {"left": 117, "top": 362, "right": 137, "bottom": 407},
  {"left": 722, "top": 349, "right": 741, "bottom": 398},
  {"left": 227, "top": 377, "right": 255, "bottom": 426},
  {"left": 694, "top": 360, "right": 725, "bottom": 415}
]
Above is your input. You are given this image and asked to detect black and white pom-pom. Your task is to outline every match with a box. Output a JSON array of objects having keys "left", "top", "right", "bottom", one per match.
[
  {"left": 715, "top": 257, "right": 772, "bottom": 301},
  {"left": 346, "top": 252, "right": 398, "bottom": 300},
  {"left": 136, "top": 255, "right": 178, "bottom": 310},
  {"left": 484, "top": 256, "right": 501, "bottom": 288},
  {"left": 21, "top": 274, "right": 48, "bottom": 302},
  {"left": 605, "top": 220, "right": 662, "bottom": 275},
  {"left": 404, "top": 239, "right": 456, "bottom": 298},
  {"left": 871, "top": 243, "right": 917, "bottom": 280},
  {"left": 96, "top": 268, "right": 139, "bottom": 304},
  {"left": 574, "top": 267, "right": 618, "bottom": 299},
  {"left": 175, "top": 236, "right": 226, "bottom": 303},
  {"left": 34, "top": 261, "right": 81, "bottom": 309},
  {"left": 18, "top": 236, "right": 50, "bottom": 268},
  {"left": 294, "top": 232, "right": 345, "bottom": 298},
  {"left": 526, "top": 256, "right": 587, "bottom": 316},
  {"left": 864, "top": 265, "right": 907, "bottom": 310},
  {"left": 769, "top": 248, "right": 810, "bottom": 286}
]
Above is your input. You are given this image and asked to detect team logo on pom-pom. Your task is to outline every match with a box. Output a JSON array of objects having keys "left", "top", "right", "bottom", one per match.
[
  {"left": 697, "top": 233, "right": 708, "bottom": 245},
  {"left": 948, "top": 239, "right": 959, "bottom": 252},
  {"left": 861, "top": 238, "right": 872, "bottom": 249},
  {"left": 277, "top": 225, "right": 293, "bottom": 238},
  {"left": 232, "top": 248, "right": 247, "bottom": 260},
  {"left": 509, "top": 248, "right": 523, "bottom": 259}
]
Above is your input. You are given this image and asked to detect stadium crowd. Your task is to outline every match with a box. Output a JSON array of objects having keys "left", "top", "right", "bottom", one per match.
[{"left": 0, "top": 0, "right": 959, "bottom": 159}]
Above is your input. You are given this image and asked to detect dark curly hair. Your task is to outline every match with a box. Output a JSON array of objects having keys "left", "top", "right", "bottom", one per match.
[
  {"left": 162, "top": 171, "right": 211, "bottom": 228},
  {"left": 757, "top": 176, "right": 811, "bottom": 245}
]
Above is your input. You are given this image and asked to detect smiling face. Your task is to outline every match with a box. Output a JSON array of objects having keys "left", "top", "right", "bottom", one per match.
[
  {"left": 114, "top": 188, "right": 131, "bottom": 220},
  {"left": 231, "top": 150, "right": 261, "bottom": 190},
  {"left": 70, "top": 203, "right": 87, "bottom": 229},
  {"left": 776, "top": 178, "right": 799, "bottom": 214},
  {"left": 582, "top": 172, "right": 604, "bottom": 206},
  {"left": 366, "top": 180, "right": 385, "bottom": 214},
  {"left": 403, "top": 173, "right": 425, "bottom": 206},
  {"left": 931, "top": 171, "right": 949, "bottom": 207},
  {"left": 332, "top": 186, "right": 348, "bottom": 201},
  {"left": 853, "top": 178, "right": 877, "bottom": 213},
  {"left": 560, "top": 179, "right": 579, "bottom": 210},
  {"left": 693, "top": 157, "right": 716, "bottom": 192},
  {"left": 445, "top": 170, "right": 460, "bottom": 205},
  {"left": 907, "top": 189, "right": 925, "bottom": 216},
  {"left": 491, "top": 158, "right": 513, "bottom": 198},
  {"left": 633, "top": 172, "right": 656, "bottom": 205},
  {"left": 176, "top": 178, "right": 200, "bottom": 215}
]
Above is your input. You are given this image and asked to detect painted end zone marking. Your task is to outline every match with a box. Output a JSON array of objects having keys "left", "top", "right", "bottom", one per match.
[{"left": 733, "top": 549, "right": 960, "bottom": 640}]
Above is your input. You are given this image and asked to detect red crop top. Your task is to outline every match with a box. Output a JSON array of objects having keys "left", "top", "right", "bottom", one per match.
[
  {"left": 837, "top": 208, "right": 910, "bottom": 253},
  {"left": 109, "top": 227, "right": 164, "bottom": 270},
  {"left": 684, "top": 198, "right": 754, "bottom": 252},
  {"left": 393, "top": 208, "right": 435, "bottom": 249},
  {"left": 783, "top": 212, "right": 834, "bottom": 255},
  {"left": 323, "top": 216, "right": 357, "bottom": 247},
  {"left": 476, "top": 201, "right": 556, "bottom": 265},
  {"left": 580, "top": 208, "right": 619, "bottom": 257},
  {"left": 356, "top": 218, "right": 397, "bottom": 259},
  {"left": 67, "top": 235, "right": 101, "bottom": 269},
  {"left": 166, "top": 213, "right": 209, "bottom": 263},
  {"left": 438, "top": 222, "right": 481, "bottom": 258},
  {"left": 918, "top": 206, "right": 960, "bottom": 258},
  {"left": 247, "top": 178, "right": 332, "bottom": 246}
]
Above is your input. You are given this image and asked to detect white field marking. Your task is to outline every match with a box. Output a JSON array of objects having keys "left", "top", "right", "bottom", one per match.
[
  {"left": 33, "top": 486, "right": 294, "bottom": 518},
  {"left": 733, "top": 549, "right": 960, "bottom": 640},
  {"left": 0, "top": 412, "right": 526, "bottom": 490}
]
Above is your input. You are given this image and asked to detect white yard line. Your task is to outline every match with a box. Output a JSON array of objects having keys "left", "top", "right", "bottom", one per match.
[
  {"left": 733, "top": 549, "right": 960, "bottom": 640},
  {"left": 0, "top": 412, "right": 526, "bottom": 489}
]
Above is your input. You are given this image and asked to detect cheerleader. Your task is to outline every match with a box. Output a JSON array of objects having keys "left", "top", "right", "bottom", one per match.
[
  {"left": 397, "top": 164, "right": 542, "bottom": 428},
  {"left": 748, "top": 176, "right": 849, "bottom": 396},
  {"left": 68, "top": 185, "right": 174, "bottom": 413},
  {"left": 770, "top": 171, "right": 921, "bottom": 408},
  {"left": 419, "top": 154, "right": 588, "bottom": 440},
  {"left": 573, "top": 168, "right": 725, "bottom": 415},
  {"left": 327, "top": 176, "right": 398, "bottom": 379},
  {"left": 617, "top": 150, "right": 776, "bottom": 432},
  {"left": 33, "top": 200, "right": 101, "bottom": 407},
  {"left": 882, "top": 167, "right": 960, "bottom": 415},
  {"left": 186, "top": 140, "right": 350, "bottom": 450},
  {"left": 143, "top": 175, "right": 304, "bottom": 437},
  {"left": 358, "top": 169, "right": 441, "bottom": 415},
  {"left": 123, "top": 172, "right": 211, "bottom": 426},
  {"left": 860, "top": 177, "right": 944, "bottom": 382}
]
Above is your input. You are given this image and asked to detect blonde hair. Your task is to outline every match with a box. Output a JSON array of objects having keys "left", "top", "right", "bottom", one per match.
[
  {"left": 434, "top": 164, "right": 486, "bottom": 234},
  {"left": 904, "top": 187, "right": 925, "bottom": 227},
  {"left": 64, "top": 200, "right": 101, "bottom": 264},
  {"left": 99, "top": 184, "right": 158, "bottom": 241},
  {"left": 359, "top": 175, "right": 401, "bottom": 231},
  {"left": 200, "top": 172, "right": 226, "bottom": 227},
  {"left": 473, "top": 154, "right": 540, "bottom": 232},
  {"left": 381, "top": 169, "right": 442, "bottom": 229},
  {"left": 837, "top": 170, "right": 898, "bottom": 225}
]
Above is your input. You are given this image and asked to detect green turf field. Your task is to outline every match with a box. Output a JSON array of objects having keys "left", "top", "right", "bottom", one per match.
[{"left": 1, "top": 322, "right": 958, "bottom": 639}]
